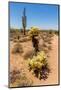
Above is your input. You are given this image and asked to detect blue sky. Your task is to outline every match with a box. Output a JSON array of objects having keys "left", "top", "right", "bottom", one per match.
[{"left": 9, "top": 2, "right": 59, "bottom": 30}]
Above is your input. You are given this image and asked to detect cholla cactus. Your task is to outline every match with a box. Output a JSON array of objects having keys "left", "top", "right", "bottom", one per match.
[
  {"left": 28, "top": 27, "right": 40, "bottom": 54},
  {"left": 28, "top": 51, "right": 50, "bottom": 79},
  {"left": 28, "top": 51, "right": 47, "bottom": 69},
  {"left": 28, "top": 27, "right": 39, "bottom": 37}
]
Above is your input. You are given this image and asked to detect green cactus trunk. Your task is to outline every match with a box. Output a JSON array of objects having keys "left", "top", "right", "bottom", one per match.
[{"left": 22, "top": 8, "right": 27, "bottom": 35}]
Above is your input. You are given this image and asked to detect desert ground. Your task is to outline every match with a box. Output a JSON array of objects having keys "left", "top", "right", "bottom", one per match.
[{"left": 9, "top": 31, "right": 59, "bottom": 87}]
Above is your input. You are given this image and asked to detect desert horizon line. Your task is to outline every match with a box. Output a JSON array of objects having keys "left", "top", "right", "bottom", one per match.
[{"left": 10, "top": 27, "right": 58, "bottom": 31}]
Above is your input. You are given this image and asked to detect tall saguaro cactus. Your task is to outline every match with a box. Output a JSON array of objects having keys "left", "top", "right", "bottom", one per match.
[{"left": 22, "top": 8, "right": 27, "bottom": 35}]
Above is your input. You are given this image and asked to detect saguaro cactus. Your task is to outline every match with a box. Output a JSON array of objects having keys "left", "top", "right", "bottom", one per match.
[{"left": 22, "top": 8, "right": 27, "bottom": 35}]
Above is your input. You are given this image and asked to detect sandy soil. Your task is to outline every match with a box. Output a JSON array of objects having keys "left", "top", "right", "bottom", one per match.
[{"left": 10, "top": 34, "right": 59, "bottom": 86}]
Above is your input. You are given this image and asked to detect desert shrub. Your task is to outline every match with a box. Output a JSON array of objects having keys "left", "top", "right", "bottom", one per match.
[
  {"left": 48, "top": 46, "right": 52, "bottom": 50},
  {"left": 10, "top": 69, "right": 20, "bottom": 84},
  {"left": 13, "top": 39, "right": 18, "bottom": 42},
  {"left": 54, "top": 31, "right": 59, "bottom": 36},
  {"left": 43, "top": 37, "right": 52, "bottom": 42},
  {"left": 19, "top": 37, "right": 31, "bottom": 42},
  {"left": 42, "top": 43, "right": 47, "bottom": 48},
  {"left": 40, "top": 42, "right": 52, "bottom": 54},
  {"left": 47, "top": 32, "right": 54, "bottom": 38},
  {"left": 28, "top": 51, "right": 50, "bottom": 80},
  {"left": 12, "top": 43, "right": 23, "bottom": 54},
  {"left": 42, "top": 43, "right": 51, "bottom": 49},
  {"left": 24, "top": 49, "right": 35, "bottom": 59},
  {"left": 41, "top": 47, "right": 49, "bottom": 54},
  {"left": 15, "top": 29, "right": 19, "bottom": 34},
  {"left": 10, "top": 69, "right": 33, "bottom": 87},
  {"left": 48, "top": 30, "right": 53, "bottom": 34},
  {"left": 47, "top": 41, "right": 52, "bottom": 44},
  {"left": 40, "top": 31, "right": 53, "bottom": 40},
  {"left": 10, "top": 38, "right": 13, "bottom": 41}
]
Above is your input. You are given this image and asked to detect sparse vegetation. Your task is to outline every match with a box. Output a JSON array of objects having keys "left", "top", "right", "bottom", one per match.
[
  {"left": 10, "top": 27, "right": 58, "bottom": 87},
  {"left": 24, "top": 49, "right": 34, "bottom": 59},
  {"left": 12, "top": 43, "right": 23, "bottom": 54},
  {"left": 10, "top": 69, "right": 33, "bottom": 87}
]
